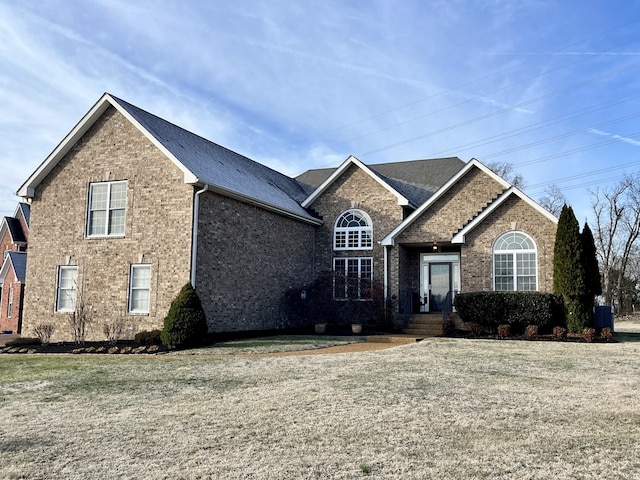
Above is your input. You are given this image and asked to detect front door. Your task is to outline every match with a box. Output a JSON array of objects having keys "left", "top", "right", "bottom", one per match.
[{"left": 427, "top": 263, "right": 452, "bottom": 312}]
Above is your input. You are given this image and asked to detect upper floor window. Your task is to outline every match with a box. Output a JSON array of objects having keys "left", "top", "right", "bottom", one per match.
[
  {"left": 334, "top": 209, "right": 373, "bottom": 250},
  {"left": 493, "top": 231, "right": 537, "bottom": 291},
  {"left": 87, "top": 181, "right": 127, "bottom": 237}
]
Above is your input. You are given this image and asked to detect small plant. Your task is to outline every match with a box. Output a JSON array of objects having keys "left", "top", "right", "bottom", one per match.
[
  {"left": 470, "top": 323, "right": 483, "bottom": 337},
  {"left": 360, "top": 464, "right": 372, "bottom": 475},
  {"left": 161, "top": 283, "right": 208, "bottom": 349},
  {"left": 600, "top": 327, "right": 614, "bottom": 342},
  {"left": 103, "top": 317, "right": 126, "bottom": 345},
  {"left": 552, "top": 326, "right": 567, "bottom": 341},
  {"left": 135, "top": 329, "right": 163, "bottom": 345},
  {"left": 33, "top": 323, "right": 55, "bottom": 345},
  {"left": 582, "top": 327, "right": 596, "bottom": 343},
  {"left": 497, "top": 324, "right": 510, "bottom": 339},
  {"left": 525, "top": 324, "right": 539, "bottom": 340},
  {"left": 69, "top": 286, "right": 93, "bottom": 345}
]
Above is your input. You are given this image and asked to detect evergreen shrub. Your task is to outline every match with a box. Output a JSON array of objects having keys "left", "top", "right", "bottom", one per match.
[
  {"left": 161, "top": 283, "right": 208, "bottom": 349},
  {"left": 454, "top": 291, "right": 564, "bottom": 332},
  {"left": 134, "top": 329, "right": 163, "bottom": 345}
]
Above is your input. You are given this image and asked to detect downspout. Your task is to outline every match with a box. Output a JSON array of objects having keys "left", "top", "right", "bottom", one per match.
[
  {"left": 383, "top": 245, "right": 389, "bottom": 307},
  {"left": 190, "top": 184, "right": 209, "bottom": 288}
]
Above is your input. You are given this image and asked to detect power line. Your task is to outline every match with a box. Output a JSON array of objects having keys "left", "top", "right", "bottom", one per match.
[
  {"left": 359, "top": 61, "right": 640, "bottom": 156},
  {"left": 256, "top": 18, "right": 640, "bottom": 158}
]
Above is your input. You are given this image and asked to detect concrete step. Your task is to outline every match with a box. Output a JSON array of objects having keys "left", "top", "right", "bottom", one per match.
[{"left": 403, "top": 314, "right": 444, "bottom": 337}]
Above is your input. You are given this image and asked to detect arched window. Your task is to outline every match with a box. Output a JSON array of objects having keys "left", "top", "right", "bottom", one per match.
[
  {"left": 334, "top": 209, "right": 373, "bottom": 250},
  {"left": 493, "top": 231, "right": 537, "bottom": 291}
]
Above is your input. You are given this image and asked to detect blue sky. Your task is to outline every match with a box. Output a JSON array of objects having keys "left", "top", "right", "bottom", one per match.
[{"left": 1, "top": 0, "right": 639, "bottom": 223}]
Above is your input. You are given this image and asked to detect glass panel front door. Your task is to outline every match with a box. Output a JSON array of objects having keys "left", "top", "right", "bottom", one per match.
[{"left": 429, "top": 263, "right": 451, "bottom": 312}]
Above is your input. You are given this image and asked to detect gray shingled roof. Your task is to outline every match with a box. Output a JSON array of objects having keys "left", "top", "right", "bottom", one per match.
[
  {"left": 3, "top": 251, "right": 27, "bottom": 282},
  {"left": 4, "top": 217, "right": 26, "bottom": 244},
  {"left": 17, "top": 203, "right": 30, "bottom": 227},
  {"left": 296, "top": 157, "right": 465, "bottom": 206},
  {"left": 110, "top": 96, "right": 318, "bottom": 223}
]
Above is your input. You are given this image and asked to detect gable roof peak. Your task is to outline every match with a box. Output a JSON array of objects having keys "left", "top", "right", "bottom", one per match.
[{"left": 17, "top": 93, "right": 320, "bottom": 225}]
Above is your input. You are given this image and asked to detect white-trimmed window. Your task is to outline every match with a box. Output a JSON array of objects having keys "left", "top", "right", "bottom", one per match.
[
  {"left": 87, "top": 181, "right": 127, "bottom": 237},
  {"left": 334, "top": 257, "right": 373, "bottom": 299},
  {"left": 7, "top": 286, "right": 13, "bottom": 318},
  {"left": 493, "top": 231, "right": 537, "bottom": 291},
  {"left": 129, "top": 264, "right": 151, "bottom": 313},
  {"left": 56, "top": 266, "right": 78, "bottom": 312},
  {"left": 334, "top": 209, "right": 373, "bottom": 250}
]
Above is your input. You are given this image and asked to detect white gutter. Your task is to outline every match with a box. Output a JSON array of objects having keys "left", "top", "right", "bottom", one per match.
[
  {"left": 383, "top": 245, "right": 389, "bottom": 306},
  {"left": 190, "top": 184, "right": 209, "bottom": 287}
]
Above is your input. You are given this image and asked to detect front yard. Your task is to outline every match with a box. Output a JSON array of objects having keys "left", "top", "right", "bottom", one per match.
[{"left": 1, "top": 324, "right": 640, "bottom": 479}]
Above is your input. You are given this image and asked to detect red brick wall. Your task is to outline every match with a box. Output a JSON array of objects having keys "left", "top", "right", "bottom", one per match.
[{"left": 0, "top": 280, "right": 23, "bottom": 333}]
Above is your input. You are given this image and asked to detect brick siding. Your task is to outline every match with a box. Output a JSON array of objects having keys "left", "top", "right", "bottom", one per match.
[
  {"left": 195, "top": 190, "right": 316, "bottom": 332},
  {"left": 460, "top": 195, "right": 557, "bottom": 292},
  {"left": 21, "top": 107, "right": 194, "bottom": 342},
  {"left": 309, "top": 164, "right": 405, "bottom": 285}
]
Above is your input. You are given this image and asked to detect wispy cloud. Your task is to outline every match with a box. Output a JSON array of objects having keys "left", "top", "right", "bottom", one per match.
[{"left": 589, "top": 129, "right": 640, "bottom": 147}]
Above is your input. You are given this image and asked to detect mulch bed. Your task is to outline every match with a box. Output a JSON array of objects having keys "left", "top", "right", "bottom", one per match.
[{"left": 0, "top": 340, "right": 168, "bottom": 355}]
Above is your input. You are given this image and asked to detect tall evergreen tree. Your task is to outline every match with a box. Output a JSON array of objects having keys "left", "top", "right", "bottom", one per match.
[
  {"left": 553, "top": 205, "right": 585, "bottom": 298},
  {"left": 553, "top": 205, "right": 588, "bottom": 332},
  {"left": 581, "top": 221, "right": 602, "bottom": 300}
]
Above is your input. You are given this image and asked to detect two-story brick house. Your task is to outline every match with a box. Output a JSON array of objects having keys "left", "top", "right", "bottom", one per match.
[
  {"left": 0, "top": 203, "right": 30, "bottom": 333},
  {"left": 16, "top": 93, "right": 557, "bottom": 341}
]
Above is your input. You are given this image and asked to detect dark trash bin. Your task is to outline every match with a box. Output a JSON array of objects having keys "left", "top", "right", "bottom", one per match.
[{"left": 594, "top": 305, "right": 614, "bottom": 330}]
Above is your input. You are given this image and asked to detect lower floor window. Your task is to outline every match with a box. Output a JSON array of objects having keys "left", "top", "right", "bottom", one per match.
[
  {"left": 333, "top": 257, "right": 372, "bottom": 299},
  {"left": 129, "top": 264, "right": 151, "bottom": 313},
  {"left": 56, "top": 266, "right": 78, "bottom": 312},
  {"left": 494, "top": 252, "right": 537, "bottom": 291}
]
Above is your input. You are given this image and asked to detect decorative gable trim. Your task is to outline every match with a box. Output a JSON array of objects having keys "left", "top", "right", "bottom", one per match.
[
  {"left": 301, "top": 155, "right": 412, "bottom": 208},
  {"left": 451, "top": 187, "right": 558, "bottom": 244},
  {"left": 380, "top": 158, "right": 510, "bottom": 246},
  {"left": 16, "top": 93, "right": 198, "bottom": 199}
]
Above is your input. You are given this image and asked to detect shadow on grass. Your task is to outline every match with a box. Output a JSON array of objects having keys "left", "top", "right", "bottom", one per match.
[{"left": 614, "top": 332, "right": 640, "bottom": 342}]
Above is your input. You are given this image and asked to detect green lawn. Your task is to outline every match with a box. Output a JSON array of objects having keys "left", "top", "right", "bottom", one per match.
[{"left": 1, "top": 328, "right": 639, "bottom": 479}]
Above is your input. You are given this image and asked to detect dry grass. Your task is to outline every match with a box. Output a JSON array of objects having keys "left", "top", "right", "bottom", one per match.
[{"left": 1, "top": 335, "right": 640, "bottom": 479}]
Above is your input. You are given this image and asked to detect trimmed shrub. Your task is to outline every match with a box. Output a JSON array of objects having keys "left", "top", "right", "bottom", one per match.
[
  {"left": 6, "top": 337, "right": 41, "bottom": 347},
  {"left": 582, "top": 327, "right": 596, "bottom": 343},
  {"left": 497, "top": 324, "right": 510, "bottom": 339},
  {"left": 600, "top": 327, "right": 614, "bottom": 342},
  {"left": 453, "top": 291, "right": 563, "bottom": 332},
  {"left": 135, "top": 329, "right": 163, "bottom": 346},
  {"left": 161, "top": 283, "right": 208, "bottom": 349},
  {"left": 525, "top": 324, "right": 539, "bottom": 340},
  {"left": 552, "top": 326, "right": 567, "bottom": 341}
]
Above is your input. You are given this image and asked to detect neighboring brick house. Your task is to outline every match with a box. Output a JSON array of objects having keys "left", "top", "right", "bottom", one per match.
[
  {"left": 16, "top": 93, "right": 557, "bottom": 341},
  {"left": 0, "top": 203, "right": 30, "bottom": 333}
]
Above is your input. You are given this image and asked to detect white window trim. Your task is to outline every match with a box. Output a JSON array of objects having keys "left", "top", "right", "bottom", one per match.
[
  {"left": 333, "top": 209, "right": 373, "bottom": 251},
  {"left": 128, "top": 264, "right": 151, "bottom": 314},
  {"left": 56, "top": 266, "right": 78, "bottom": 313},
  {"left": 7, "top": 286, "right": 13, "bottom": 318},
  {"left": 86, "top": 180, "right": 127, "bottom": 238},
  {"left": 492, "top": 231, "right": 538, "bottom": 291},
  {"left": 333, "top": 257, "right": 373, "bottom": 300}
]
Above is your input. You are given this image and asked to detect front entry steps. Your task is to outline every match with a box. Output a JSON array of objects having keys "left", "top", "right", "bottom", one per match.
[{"left": 402, "top": 313, "right": 444, "bottom": 337}]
